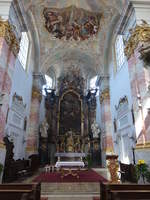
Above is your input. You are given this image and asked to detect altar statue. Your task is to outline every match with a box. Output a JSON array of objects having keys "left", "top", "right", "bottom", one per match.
[
  {"left": 40, "top": 118, "right": 49, "bottom": 138},
  {"left": 66, "top": 131, "right": 74, "bottom": 152},
  {"left": 91, "top": 121, "right": 100, "bottom": 138},
  {"left": 60, "top": 137, "right": 65, "bottom": 152},
  {"left": 74, "top": 136, "right": 81, "bottom": 152}
]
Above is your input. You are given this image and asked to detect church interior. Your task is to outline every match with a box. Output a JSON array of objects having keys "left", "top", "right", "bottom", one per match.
[{"left": 1, "top": 0, "right": 150, "bottom": 199}]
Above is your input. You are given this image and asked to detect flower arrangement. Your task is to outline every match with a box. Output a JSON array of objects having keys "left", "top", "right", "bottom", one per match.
[{"left": 135, "top": 159, "right": 150, "bottom": 183}]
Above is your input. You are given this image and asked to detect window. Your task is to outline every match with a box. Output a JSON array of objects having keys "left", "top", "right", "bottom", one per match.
[
  {"left": 115, "top": 35, "right": 125, "bottom": 70},
  {"left": 42, "top": 75, "right": 53, "bottom": 96},
  {"left": 18, "top": 32, "right": 29, "bottom": 70},
  {"left": 90, "top": 76, "right": 98, "bottom": 89},
  {"left": 89, "top": 75, "right": 99, "bottom": 96}
]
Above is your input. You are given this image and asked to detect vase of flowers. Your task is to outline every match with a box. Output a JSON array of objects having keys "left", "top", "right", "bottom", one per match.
[{"left": 135, "top": 160, "right": 150, "bottom": 183}]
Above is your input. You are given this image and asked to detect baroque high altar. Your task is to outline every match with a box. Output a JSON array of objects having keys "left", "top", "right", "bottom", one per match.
[{"left": 39, "top": 68, "right": 101, "bottom": 167}]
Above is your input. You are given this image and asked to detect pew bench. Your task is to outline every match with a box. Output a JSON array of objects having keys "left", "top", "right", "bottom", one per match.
[
  {"left": 0, "top": 183, "right": 41, "bottom": 200},
  {"left": 101, "top": 182, "right": 150, "bottom": 200}
]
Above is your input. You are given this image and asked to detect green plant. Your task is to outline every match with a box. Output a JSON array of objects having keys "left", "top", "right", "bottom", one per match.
[
  {"left": 135, "top": 160, "right": 150, "bottom": 183},
  {"left": 85, "top": 154, "right": 92, "bottom": 169},
  {"left": 0, "top": 163, "right": 3, "bottom": 175}
]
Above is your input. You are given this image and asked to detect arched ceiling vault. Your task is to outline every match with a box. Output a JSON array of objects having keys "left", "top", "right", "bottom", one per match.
[{"left": 20, "top": 0, "right": 127, "bottom": 77}]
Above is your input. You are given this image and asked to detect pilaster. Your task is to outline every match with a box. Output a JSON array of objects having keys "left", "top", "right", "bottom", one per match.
[
  {"left": 123, "top": 1, "right": 150, "bottom": 147},
  {"left": 0, "top": 0, "right": 18, "bottom": 182},
  {"left": 26, "top": 73, "right": 45, "bottom": 156},
  {"left": 99, "top": 76, "right": 114, "bottom": 167}
]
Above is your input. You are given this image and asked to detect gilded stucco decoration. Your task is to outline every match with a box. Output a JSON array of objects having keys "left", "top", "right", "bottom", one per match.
[
  {"left": 115, "top": 95, "right": 128, "bottom": 110},
  {"left": 124, "top": 21, "right": 150, "bottom": 60},
  {"left": 100, "top": 88, "right": 110, "bottom": 104},
  {"left": 32, "top": 87, "right": 42, "bottom": 102},
  {"left": 106, "top": 154, "right": 119, "bottom": 183},
  {"left": 0, "top": 17, "right": 20, "bottom": 56},
  {"left": 43, "top": 5, "right": 101, "bottom": 41}
]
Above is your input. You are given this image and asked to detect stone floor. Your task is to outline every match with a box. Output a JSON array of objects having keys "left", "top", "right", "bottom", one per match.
[
  {"left": 22, "top": 168, "right": 107, "bottom": 200},
  {"left": 41, "top": 182, "right": 100, "bottom": 200}
]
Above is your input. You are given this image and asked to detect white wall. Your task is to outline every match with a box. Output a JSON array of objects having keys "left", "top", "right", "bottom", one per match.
[
  {"left": 109, "top": 61, "right": 133, "bottom": 120},
  {"left": 10, "top": 59, "right": 32, "bottom": 115},
  {"left": 109, "top": 61, "right": 136, "bottom": 164},
  {"left": 8, "top": 59, "right": 33, "bottom": 160}
]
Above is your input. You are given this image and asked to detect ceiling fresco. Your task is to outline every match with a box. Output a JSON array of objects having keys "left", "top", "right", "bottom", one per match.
[
  {"left": 43, "top": 6, "right": 102, "bottom": 41},
  {"left": 21, "top": 0, "right": 127, "bottom": 77}
]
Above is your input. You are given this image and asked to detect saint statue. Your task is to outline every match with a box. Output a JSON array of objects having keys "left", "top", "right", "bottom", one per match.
[
  {"left": 91, "top": 121, "right": 100, "bottom": 138},
  {"left": 40, "top": 118, "right": 49, "bottom": 138},
  {"left": 66, "top": 131, "right": 74, "bottom": 152}
]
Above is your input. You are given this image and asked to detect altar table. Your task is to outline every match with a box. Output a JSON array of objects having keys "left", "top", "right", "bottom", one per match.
[{"left": 55, "top": 161, "right": 85, "bottom": 178}]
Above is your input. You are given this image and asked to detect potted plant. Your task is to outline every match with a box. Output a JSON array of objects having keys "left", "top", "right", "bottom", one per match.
[
  {"left": 85, "top": 154, "right": 92, "bottom": 169},
  {"left": 135, "top": 160, "right": 150, "bottom": 183}
]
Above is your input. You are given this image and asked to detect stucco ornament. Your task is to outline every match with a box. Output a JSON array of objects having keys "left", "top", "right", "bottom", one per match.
[
  {"left": 0, "top": 17, "right": 20, "bottom": 56},
  {"left": 124, "top": 20, "right": 150, "bottom": 60}
]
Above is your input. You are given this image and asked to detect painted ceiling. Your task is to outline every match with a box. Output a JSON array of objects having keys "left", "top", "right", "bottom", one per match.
[{"left": 21, "top": 0, "right": 127, "bottom": 78}]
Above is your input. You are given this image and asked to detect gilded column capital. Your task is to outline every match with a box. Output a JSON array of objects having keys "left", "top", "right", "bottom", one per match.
[
  {"left": 100, "top": 88, "right": 110, "bottom": 104},
  {"left": 0, "top": 17, "right": 20, "bottom": 56},
  {"left": 32, "top": 87, "right": 42, "bottom": 102},
  {"left": 124, "top": 21, "right": 150, "bottom": 59}
]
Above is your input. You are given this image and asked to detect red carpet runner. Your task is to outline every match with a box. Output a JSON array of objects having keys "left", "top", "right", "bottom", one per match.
[{"left": 33, "top": 169, "right": 107, "bottom": 183}]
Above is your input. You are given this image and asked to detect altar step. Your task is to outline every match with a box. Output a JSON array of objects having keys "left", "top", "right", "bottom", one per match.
[{"left": 41, "top": 182, "right": 100, "bottom": 200}]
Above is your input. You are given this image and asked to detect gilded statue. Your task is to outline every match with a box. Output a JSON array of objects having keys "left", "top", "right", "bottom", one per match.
[
  {"left": 66, "top": 131, "right": 74, "bottom": 152},
  {"left": 60, "top": 137, "right": 65, "bottom": 152},
  {"left": 74, "top": 136, "right": 81, "bottom": 152}
]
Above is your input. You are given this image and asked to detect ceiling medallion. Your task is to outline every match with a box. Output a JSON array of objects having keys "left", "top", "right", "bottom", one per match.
[{"left": 43, "top": 6, "right": 101, "bottom": 41}]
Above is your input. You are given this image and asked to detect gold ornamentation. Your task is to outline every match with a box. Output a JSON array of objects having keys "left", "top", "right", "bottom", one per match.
[
  {"left": 32, "top": 87, "right": 42, "bottom": 102},
  {"left": 0, "top": 141, "right": 5, "bottom": 149},
  {"left": 100, "top": 88, "right": 110, "bottom": 104},
  {"left": 136, "top": 142, "right": 150, "bottom": 149},
  {"left": 26, "top": 146, "right": 38, "bottom": 152},
  {"left": 106, "top": 154, "right": 119, "bottom": 183},
  {"left": 115, "top": 95, "right": 128, "bottom": 110},
  {"left": 124, "top": 21, "right": 150, "bottom": 59},
  {"left": 0, "top": 17, "right": 20, "bottom": 56}
]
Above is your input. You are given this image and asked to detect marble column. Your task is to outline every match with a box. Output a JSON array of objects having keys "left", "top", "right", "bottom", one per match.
[
  {"left": 26, "top": 73, "right": 44, "bottom": 157},
  {"left": 99, "top": 77, "right": 114, "bottom": 167},
  {"left": 0, "top": 0, "right": 19, "bottom": 181},
  {"left": 124, "top": 2, "right": 150, "bottom": 147}
]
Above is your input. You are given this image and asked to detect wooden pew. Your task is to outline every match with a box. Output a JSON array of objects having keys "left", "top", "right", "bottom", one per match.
[
  {"left": 101, "top": 182, "right": 150, "bottom": 200},
  {"left": 0, "top": 182, "right": 41, "bottom": 200}
]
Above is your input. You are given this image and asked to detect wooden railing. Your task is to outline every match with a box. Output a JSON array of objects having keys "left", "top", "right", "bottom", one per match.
[
  {"left": 0, "top": 182, "right": 41, "bottom": 200},
  {"left": 101, "top": 182, "right": 150, "bottom": 200}
]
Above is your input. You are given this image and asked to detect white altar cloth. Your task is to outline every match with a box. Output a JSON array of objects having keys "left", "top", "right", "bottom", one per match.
[{"left": 55, "top": 161, "right": 85, "bottom": 168}]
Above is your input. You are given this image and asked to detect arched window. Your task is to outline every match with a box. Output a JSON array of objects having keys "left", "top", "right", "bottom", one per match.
[
  {"left": 90, "top": 76, "right": 98, "bottom": 89},
  {"left": 18, "top": 32, "right": 29, "bottom": 70},
  {"left": 89, "top": 75, "right": 99, "bottom": 96},
  {"left": 42, "top": 75, "right": 53, "bottom": 96},
  {"left": 115, "top": 35, "right": 126, "bottom": 70}
]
